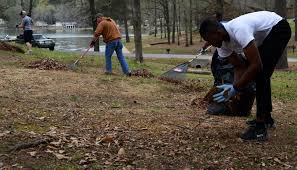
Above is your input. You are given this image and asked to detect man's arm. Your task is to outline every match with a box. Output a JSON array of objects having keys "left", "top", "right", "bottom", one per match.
[
  {"left": 17, "top": 20, "right": 24, "bottom": 28},
  {"left": 90, "top": 23, "right": 103, "bottom": 46},
  {"left": 230, "top": 40, "right": 262, "bottom": 89}
]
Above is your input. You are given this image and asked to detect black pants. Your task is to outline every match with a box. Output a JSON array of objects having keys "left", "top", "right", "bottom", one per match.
[{"left": 256, "top": 19, "right": 291, "bottom": 119}]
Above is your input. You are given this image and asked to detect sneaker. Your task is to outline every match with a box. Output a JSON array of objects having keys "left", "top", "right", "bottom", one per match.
[
  {"left": 126, "top": 72, "right": 132, "bottom": 77},
  {"left": 246, "top": 118, "right": 276, "bottom": 128},
  {"left": 240, "top": 125, "right": 268, "bottom": 141}
]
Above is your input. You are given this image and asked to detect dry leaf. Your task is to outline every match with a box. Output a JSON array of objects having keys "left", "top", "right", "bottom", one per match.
[
  {"left": 79, "top": 159, "right": 87, "bottom": 165},
  {"left": 53, "top": 153, "right": 71, "bottom": 160},
  {"left": 117, "top": 148, "right": 126, "bottom": 158},
  {"left": 0, "top": 130, "right": 10, "bottom": 137},
  {"left": 28, "top": 151, "right": 37, "bottom": 157},
  {"left": 50, "top": 139, "right": 62, "bottom": 146},
  {"left": 37, "top": 116, "right": 45, "bottom": 120},
  {"left": 45, "top": 149, "right": 54, "bottom": 153},
  {"left": 96, "top": 135, "right": 114, "bottom": 144}
]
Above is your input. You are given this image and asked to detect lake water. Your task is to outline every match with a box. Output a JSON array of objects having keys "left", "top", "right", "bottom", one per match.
[{"left": 0, "top": 28, "right": 107, "bottom": 52}]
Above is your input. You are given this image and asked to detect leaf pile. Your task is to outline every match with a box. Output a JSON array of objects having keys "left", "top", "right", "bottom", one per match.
[
  {"left": 26, "top": 58, "right": 68, "bottom": 70},
  {"left": 0, "top": 42, "right": 24, "bottom": 53},
  {"left": 131, "top": 69, "right": 154, "bottom": 78}
]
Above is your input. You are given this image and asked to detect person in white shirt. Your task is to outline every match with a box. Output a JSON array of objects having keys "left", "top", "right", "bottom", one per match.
[{"left": 199, "top": 11, "right": 291, "bottom": 141}]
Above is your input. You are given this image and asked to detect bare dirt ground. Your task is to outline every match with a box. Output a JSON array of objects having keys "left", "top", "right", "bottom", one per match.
[{"left": 0, "top": 57, "right": 297, "bottom": 169}]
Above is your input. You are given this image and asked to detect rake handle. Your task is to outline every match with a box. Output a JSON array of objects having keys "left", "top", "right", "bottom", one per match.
[{"left": 74, "top": 46, "right": 92, "bottom": 64}]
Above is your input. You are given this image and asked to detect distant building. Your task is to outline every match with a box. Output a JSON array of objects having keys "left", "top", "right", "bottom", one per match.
[{"left": 62, "top": 22, "right": 77, "bottom": 29}]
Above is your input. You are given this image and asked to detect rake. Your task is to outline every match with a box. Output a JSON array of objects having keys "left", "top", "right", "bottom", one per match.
[
  {"left": 68, "top": 37, "right": 99, "bottom": 70},
  {"left": 159, "top": 46, "right": 212, "bottom": 82},
  {"left": 68, "top": 46, "right": 92, "bottom": 70}
]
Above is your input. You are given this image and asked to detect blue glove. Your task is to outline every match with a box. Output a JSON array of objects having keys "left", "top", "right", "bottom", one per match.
[{"left": 213, "top": 84, "right": 238, "bottom": 103}]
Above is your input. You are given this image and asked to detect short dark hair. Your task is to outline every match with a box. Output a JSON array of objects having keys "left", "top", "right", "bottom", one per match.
[{"left": 199, "top": 17, "right": 220, "bottom": 40}]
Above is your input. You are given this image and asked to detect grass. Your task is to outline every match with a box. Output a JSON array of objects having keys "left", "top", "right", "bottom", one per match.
[
  {"left": 1, "top": 47, "right": 297, "bottom": 104},
  {"left": 1, "top": 47, "right": 297, "bottom": 169},
  {"left": 271, "top": 71, "right": 297, "bottom": 102},
  {"left": 124, "top": 32, "right": 205, "bottom": 54}
]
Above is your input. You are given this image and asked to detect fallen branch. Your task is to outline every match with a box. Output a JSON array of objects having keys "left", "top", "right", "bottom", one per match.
[
  {"left": 9, "top": 138, "right": 53, "bottom": 152},
  {"left": 149, "top": 42, "right": 169, "bottom": 45}
]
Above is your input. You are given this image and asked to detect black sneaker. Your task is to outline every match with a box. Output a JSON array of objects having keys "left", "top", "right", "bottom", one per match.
[
  {"left": 246, "top": 118, "right": 276, "bottom": 129},
  {"left": 240, "top": 125, "right": 268, "bottom": 141},
  {"left": 126, "top": 72, "right": 132, "bottom": 77}
]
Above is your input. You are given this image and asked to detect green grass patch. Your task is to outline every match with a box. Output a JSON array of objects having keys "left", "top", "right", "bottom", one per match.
[
  {"left": 13, "top": 122, "right": 49, "bottom": 133},
  {"left": 272, "top": 71, "right": 297, "bottom": 102},
  {"left": 69, "top": 95, "right": 80, "bottom": 102}
]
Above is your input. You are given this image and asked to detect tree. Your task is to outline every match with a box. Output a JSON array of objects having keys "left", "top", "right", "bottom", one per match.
[
  {"left": 160, "top": 0, "right": 170, "bottom": 44},
  {"left": 132, "top": 0, "right": 143, "bottom": 63},
  {"left": 216, "top": 0, "right": 224, "bottom": 14},
  {"left": 274, "top": 0, "right": 289, "bottom": 69},
  {"left": 295, "top": 0, "right": 297, "bottom": 41},
  {"left": 154, "top": 0, "right": 158, "bottom": 37},
  {"left": 189, "top": 0, "right": 193, "bottom": 45},
  {"left": 88, "top": 0, "right": 100, "bottom": 51},
  {"left": 172, "top": 0, "right": 176, "bottom": 43},
  {"left": 177, "top": 0, "right": 181, "bottom": 46},
  {"left": 184, "top": 7, "right": 189, "bottom": 47},
  {"left": 29, "top": 0, "right": 34, "bottom": 16},
  {"left": 123, "top": 2, "right": 130, "bottom": 43}
]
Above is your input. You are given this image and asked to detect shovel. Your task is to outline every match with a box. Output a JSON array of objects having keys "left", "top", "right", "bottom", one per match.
[{"left": 68, "top": 46, "right": 92, "bottom": 70}]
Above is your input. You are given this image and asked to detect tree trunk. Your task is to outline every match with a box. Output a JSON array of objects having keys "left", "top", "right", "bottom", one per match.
[
  {"left": 172, "top": 0, "right": 176, "bottom": 43},
  {"left": 162, "top": 0, "right": 170, "bottom": 44},
  {"left": 177, "top": 0, "right": 181, "bottom": 46},
  {"left": 160, "top": 16, "right": 163, "bottom": 39},
  {"left": 28, "top": 0, "right": 33, "bottom": 17},
  {"left": 216, "top": 0, "right": 224, "bottom": 14},
  {"left": 89, "top": 0, "right": 100, "bottom": 52},
  {"left": 189, "top": 0, "right": 193, "bottom": 45},
  {"left": 184, "top": 9, "right": 189, "bottom": 47},
  {"left": 154, "top": 0, "right": 158, "bottom": 37},
  {"left": 295, "top": 0, "right": 297, "bottom": 41},
  {"left": 124, "top": 2, "right": 130, "bottom": 43},
  {"left": 21, "top": 0, "right": 24, "bottom": 9},
  {"left": 275, "top": 0, "right": 288, "bottom": 69},
  {"left": 132, "top": 0, "right": 143, "bottom": 63}
]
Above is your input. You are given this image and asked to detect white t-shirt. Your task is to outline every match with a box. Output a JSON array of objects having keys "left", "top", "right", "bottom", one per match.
[{"left": 218, "top": 11, "right": 283, "bottom": 58}]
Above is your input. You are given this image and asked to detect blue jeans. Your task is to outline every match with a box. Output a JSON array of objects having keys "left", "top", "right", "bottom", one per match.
[{"left": 105, "top": 39, "right": 130, "bottom": 74}]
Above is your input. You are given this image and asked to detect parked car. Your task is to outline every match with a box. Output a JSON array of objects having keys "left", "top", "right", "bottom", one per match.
[
  {"left": 0, "top": 35, "right": 13, "bottom": 42},
  {"left": 16, "top": 34, "right": 55, "bottom": 51}
]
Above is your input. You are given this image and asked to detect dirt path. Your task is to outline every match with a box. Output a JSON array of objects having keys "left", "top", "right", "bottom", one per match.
[{"left": 0, "top": 67, "right": 296, "bottom": 169}]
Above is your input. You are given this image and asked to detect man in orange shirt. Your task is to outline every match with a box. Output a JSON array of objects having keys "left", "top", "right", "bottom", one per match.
[{"left": 90, "top": 13, "right": 130, "bottom": 75}]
